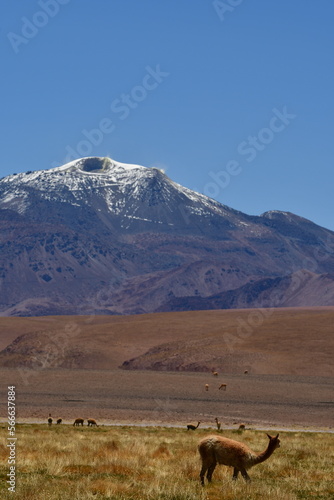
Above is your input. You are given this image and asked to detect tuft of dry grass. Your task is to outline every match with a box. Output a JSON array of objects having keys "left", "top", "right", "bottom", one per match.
[{"left": 0, "top": 425, "right": 333, "bottom": 499}]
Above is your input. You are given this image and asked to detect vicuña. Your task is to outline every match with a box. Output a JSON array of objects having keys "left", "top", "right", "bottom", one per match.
[{"left": 198, "top": 433, "right": 280, "bottom": 485}]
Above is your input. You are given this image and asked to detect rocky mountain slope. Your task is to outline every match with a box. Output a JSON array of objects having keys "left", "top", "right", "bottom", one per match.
[{"left": 1, "top": 156, "right": 334, "bottom": 316}]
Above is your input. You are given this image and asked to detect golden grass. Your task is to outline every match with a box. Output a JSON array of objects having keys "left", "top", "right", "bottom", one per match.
[{"left": 0, "top": 425, "right": 333, "bottom": 499}]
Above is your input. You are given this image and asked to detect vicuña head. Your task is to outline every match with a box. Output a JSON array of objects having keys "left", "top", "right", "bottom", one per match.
[{"left": 198, "top": 433, "right": 280, "bottom": 485}]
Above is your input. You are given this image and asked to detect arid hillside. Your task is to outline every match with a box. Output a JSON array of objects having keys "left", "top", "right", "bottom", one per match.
[
  {"left": 0, "top": 307, "right": 333, "bottom": 376},
  {"left": 0, "top": 308, "right": 333, "bottom": 429}
]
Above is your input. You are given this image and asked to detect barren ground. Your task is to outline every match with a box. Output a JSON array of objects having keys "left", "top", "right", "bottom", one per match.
[{"left": 0, "top": 308, "right": 333, "bottom": 431}]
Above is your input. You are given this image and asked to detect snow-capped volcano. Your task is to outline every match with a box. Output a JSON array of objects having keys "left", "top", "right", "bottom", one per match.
[
  {"left": 1, "top": 156, "right": 334, "bottom": 316},
  {"left": 1, "top": 156, "right": 209, "bottom": 209},
  {"left": 0, "top": 156, "right": 243, "bottom": 234}
]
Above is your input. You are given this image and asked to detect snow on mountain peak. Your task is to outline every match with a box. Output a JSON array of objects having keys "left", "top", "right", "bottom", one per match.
[
  {"left": 1, "top": 157, "right": 155, "bottom": 194},
  {"left": 0, "top": 156, "right": 237, "bottom": 224},
  {"left": 56, "top": 156, "right": 147, "bottom": 175}
]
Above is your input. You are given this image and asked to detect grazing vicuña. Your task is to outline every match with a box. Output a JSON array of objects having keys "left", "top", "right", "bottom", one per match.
[
  {"left": 87, "top": 418, "right": 98, "bottom": 427},
  {"left": 187, "top": 421, "right": 201, "bottom": 431},
  {"left": 73, "top": 418, "right": 84, "bottom": 426},
  {"left": 198, "top": 433, "right": 280, "bottom": 485}
]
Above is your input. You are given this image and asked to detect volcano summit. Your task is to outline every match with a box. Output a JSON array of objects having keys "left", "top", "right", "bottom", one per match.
[{"left": 1, "top": 156, "right": 334, "bottom": 316}]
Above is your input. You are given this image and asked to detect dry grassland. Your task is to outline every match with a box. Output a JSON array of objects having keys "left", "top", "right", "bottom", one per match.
[{"left": 0, "top": 424, "right": 333, "bottom": 500}]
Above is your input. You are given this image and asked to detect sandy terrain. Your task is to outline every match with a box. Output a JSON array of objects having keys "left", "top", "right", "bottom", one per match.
[
  {"left": 0, "top": 368, "right": 333, "bottom": 431},
  {"left": 0, "top": 308, "right": 333, "bottom": 431}
]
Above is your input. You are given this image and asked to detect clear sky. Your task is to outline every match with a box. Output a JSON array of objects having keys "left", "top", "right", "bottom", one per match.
[{"left": 1, "top": 1, "right": 334, "bottom": 230}]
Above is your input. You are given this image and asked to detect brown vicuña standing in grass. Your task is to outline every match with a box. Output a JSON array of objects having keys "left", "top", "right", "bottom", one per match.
[
  {"left": 198, "top": 433, "right": 280, "bottom": 485},
  {"left": 73, "top": 418, "right": 84, "bottom": 426},
  {"left": 215, "top": 417, "right": 221, "bottom": 431},
  {"left": 87, "top": 418, "right": 98, "bottom": 427},
  {"left": 187, "top": 421, "right": 201, "bottom": 431},
  {"left": 219, "top": 383, "right": 227, "bottom": 391}
]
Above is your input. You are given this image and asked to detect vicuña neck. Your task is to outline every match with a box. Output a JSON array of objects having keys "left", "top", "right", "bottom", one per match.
[{"left": 252, "top": 442, "right": 276, "bottom": 466}]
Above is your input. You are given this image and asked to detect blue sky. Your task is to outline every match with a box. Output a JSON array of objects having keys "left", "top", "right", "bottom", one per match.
[{"left": 1, "top": 0, "right": 334, "bottom": 230}]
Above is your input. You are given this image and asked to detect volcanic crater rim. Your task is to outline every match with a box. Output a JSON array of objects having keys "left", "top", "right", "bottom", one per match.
[{"left": 77, "top": 157, "right": 111, "bottom": 174}]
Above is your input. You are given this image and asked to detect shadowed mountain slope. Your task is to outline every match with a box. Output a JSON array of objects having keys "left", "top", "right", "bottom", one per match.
[{"left": 1, "top": 156, "right": 334, "bottom": 316}]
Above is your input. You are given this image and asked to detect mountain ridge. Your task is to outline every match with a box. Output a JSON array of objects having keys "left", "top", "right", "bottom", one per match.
[{"left": 1, "top": 156, "right": 334, "bottom": 316}]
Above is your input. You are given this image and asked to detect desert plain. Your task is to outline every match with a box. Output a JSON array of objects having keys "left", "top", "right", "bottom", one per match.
[{"left": 0, "top": 307, "right": 333, "bottom": 431}]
